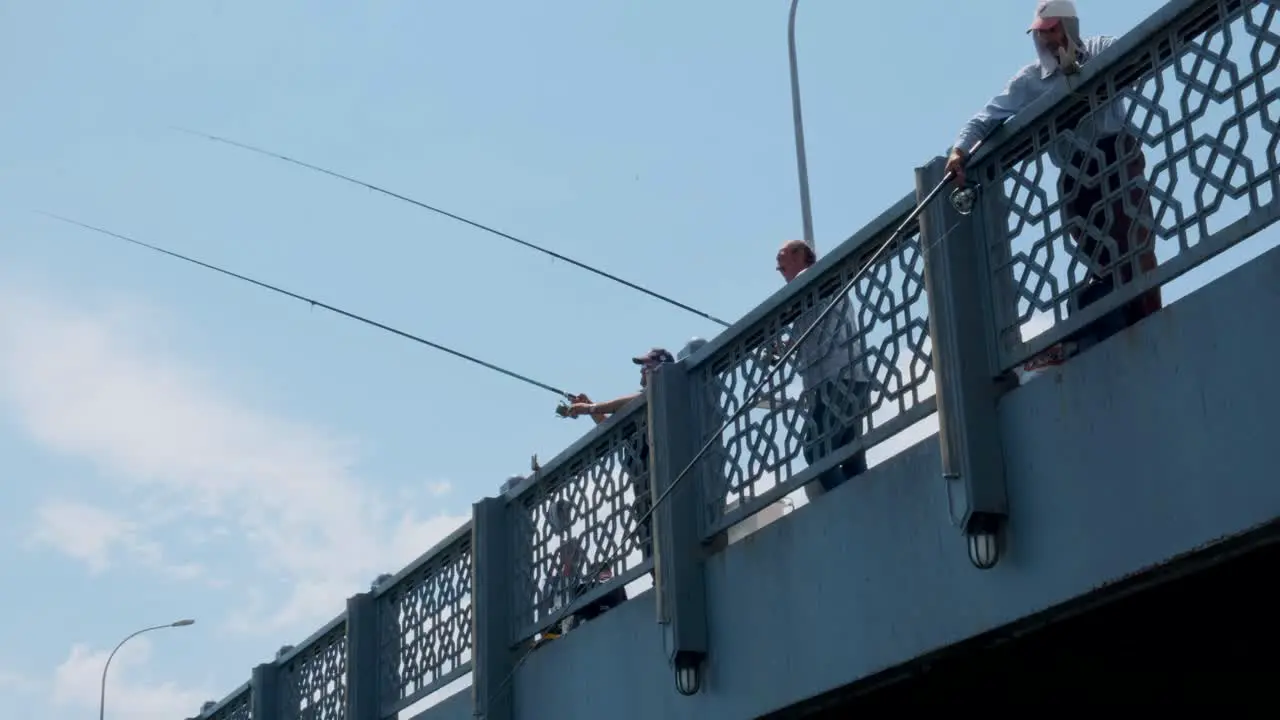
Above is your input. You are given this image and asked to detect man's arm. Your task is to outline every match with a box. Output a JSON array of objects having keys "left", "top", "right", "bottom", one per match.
[
  {"left": 952, "top": 67, "right": 1037, "bottom": 156},
  {"left": 590, "top": 393, "right": 642, "bottom": 416},
  {"left": 565, "top": 391, "right": 644, "bottom": 423}
]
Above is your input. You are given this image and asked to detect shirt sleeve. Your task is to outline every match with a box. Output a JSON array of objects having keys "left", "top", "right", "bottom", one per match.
[{"left": 952, "top": 68, "right": 1037, "bottom": 155}]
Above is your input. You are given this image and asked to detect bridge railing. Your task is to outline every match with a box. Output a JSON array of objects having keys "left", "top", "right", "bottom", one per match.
[
  {"left": 199, "top": 681, "right": 249, "bottom": 720},
  {"left": 275, "top": 614, "right": 348, "bottom": 719},
  {"left": 504, "top": 397, "right": 653, "bottom": 644},
  {"left": 197, "top": 524, "right": 474, "bottom": 720},
  {"left": 191, "top": 0, "right": 1280, "bottom": 717},
  {"left": 684, "top": 194, "right": 935, "bottom": 538},
  {"left": 372, "top": 524, "right": 474, "bottom": 715}
]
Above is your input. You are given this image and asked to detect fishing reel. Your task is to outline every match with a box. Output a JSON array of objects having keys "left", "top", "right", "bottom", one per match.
[
  {"left": 949, "top": 185, "right": 978, "bottom": 216},
  {"left": 555, "top": 401, "right": 571, "bottom": 418}
]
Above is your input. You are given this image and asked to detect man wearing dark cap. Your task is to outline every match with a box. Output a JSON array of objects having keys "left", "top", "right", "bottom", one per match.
[
  {"left": 563, "top": 347, "right": 674, "bottom": 575},
  {"left": 564, "top": 347, "right": 674, "bottom": 421}
]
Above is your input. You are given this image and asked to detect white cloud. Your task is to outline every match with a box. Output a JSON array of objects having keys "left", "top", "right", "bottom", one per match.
[
  {"left": 28, "top": 501, "right": 137, "bottom": 574},
  {"left": 52, "top": 638, "right": 208, "bottom": 720},
  {"left": 0, "top": 283, "right": 470, "bottom": 633},
  {"left": 24, "top": 499, "right": 208, "bottom": 581}
]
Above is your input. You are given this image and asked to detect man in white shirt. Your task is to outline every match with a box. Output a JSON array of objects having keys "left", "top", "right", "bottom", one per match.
[
  {"left": 948, "top": 0, "right": 1162, "bottom": 371},
  {"left": 776, "top": 239, "right": 871, "bottom": 496}
]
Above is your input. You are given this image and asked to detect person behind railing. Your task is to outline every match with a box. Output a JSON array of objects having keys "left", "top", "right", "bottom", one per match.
[
  {"left": 529, "top": 497, "right": 628, "bottom": 644},
  {"left": 501, "top": 474, "right": 583, "bottom": 644},
  {"left": 946, "top": 0, "right": 1163, "bottom": 372},
  {"left": 503, "top": 462, "right": 622, "bottom": 644},
  {"left": 776, "top": 240, "right": 872, "bottom": 498},
  {"left": 562, "top": 347, "right": 673, "bottom": 576}
]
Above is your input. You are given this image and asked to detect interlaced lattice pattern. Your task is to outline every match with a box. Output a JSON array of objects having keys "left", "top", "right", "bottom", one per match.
[
  {"left": 279, "top": 622, "right": 347, "bottom": 720},
  {"left": 376, "top": 534, "right": 473, "bottom": 714},
  {"left": 694, "top": 216, "right": 935, "bottom": 534},
  {"left": 511, "top": 403, "right": 652, "bottom": 641},
  {"left": 206, "top": 688, "right": 252, "bottom": 720},
  {"left": 978, "top": 0, "right": 1279, "bottom": 368}
]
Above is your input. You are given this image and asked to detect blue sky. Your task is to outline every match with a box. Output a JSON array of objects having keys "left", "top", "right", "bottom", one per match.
[{"left": 1, "top": 1, "right": 1265, "bottom": 718}]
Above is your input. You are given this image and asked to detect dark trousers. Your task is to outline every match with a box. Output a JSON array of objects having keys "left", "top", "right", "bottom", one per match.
[
  {"left": 1059, "top": 131, "right": 1164, "bottom": 348},
  {"left": 625, "top": 433, "right": 654, "bottom": 571},
  {"left": 802, "top": 381, "right": 869, "bottom": 492}
]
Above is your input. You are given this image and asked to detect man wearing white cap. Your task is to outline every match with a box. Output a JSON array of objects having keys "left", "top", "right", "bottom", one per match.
[{"left": 946, "top": 0, "right": 1162, "bottom": 371}]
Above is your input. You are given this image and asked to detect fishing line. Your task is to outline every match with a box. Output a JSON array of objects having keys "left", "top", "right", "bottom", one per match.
[
  {"left": 170, "top": 127, "right": 733, "bottom": 328},
  {"left": 485, "top": 130, "right": 1003, "bottom": 707},
  {"left": 35, "top": 211, "right": 577, "bottom": 400}
]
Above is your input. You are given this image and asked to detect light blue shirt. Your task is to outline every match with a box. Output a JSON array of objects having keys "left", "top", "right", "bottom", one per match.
[
  {"left": 791, "top": 268, "right": 869, "bottom": 389},
  {"left": 953, "top": 36, "right": 1130, "bottom": 167}
]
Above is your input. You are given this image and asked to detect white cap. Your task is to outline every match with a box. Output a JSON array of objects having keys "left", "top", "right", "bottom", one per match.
[{"left": 1028, "top": 0, "right": 1078, "bottom": 32}]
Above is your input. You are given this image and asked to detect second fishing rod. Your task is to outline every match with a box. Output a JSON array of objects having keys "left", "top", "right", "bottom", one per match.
[{"left": 173, "top": 127, "right": 733, "bottom": 329}]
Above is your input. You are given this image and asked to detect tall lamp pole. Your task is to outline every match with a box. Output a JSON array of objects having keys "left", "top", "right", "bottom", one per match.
[
  {"left": 788, "top": 0, "right": 815, "bottom": 250},
  {"left": 99, "top": 619, "right": 195, "bottom": 720}
]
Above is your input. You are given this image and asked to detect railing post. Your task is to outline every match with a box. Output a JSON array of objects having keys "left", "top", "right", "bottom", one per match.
[
  {"left": 250, "top": 663, "right": 280, "bottom": 720},
  {"left": 648, "top": 358, "right": 709, "bottom": 696},
  {"left": 472, "top": 496, "right": 517, "bottom": 720},
  {"left": 345, "top": 593, "right": 380, "bottom": 718},
  {"left": 916, "top": 155, "right": 1010, "bottom": 571}
]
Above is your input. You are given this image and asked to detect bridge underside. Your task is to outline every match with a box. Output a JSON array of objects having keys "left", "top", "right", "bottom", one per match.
[{"left": 770, "top": 524, "right": 1280, "bottom": 716}]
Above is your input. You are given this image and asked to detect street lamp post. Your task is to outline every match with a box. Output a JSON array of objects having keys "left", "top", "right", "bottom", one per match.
[
  {"left": 788, "top": 0, "right": 815, "bottom": 250},
  {"left": 99, "top": 619, "right": 195, "bottom": 720}
]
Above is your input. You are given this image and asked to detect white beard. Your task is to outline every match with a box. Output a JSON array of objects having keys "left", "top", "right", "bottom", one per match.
[{"left": 1036, "top": 16, "right": 1084, "bottom": 76}]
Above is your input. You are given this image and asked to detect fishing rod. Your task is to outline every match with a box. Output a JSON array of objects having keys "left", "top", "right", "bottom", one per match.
[
  {"left": 36, "top": 211, "right": 581, "bottom": 407},
  {"left": 170, "top": 127, "right": 733, "bottom": 328}
]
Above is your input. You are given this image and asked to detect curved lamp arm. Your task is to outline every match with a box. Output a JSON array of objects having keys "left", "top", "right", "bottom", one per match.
[{"left": 99, "top": 619, "right": 194, "bottom": 720}]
